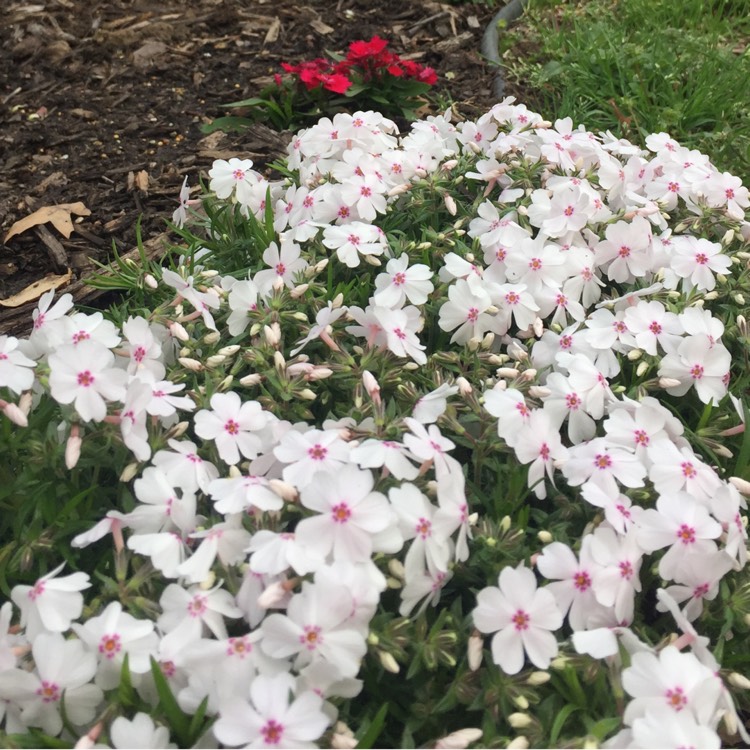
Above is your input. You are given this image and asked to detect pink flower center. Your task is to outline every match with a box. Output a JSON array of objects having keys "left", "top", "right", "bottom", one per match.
[
  {"left": 331, "top": 502, "right": 351, "bottom": 524},
  {"left": 560, "top": 335, "right": 572, "bottom": 349},
  {"left": 594, "top": 454, "right": 612, "bottom": 470},
  {"left": 505, "top": 291, "right": 519, "bottom": 305},
  {"left": 261, "top": 719, "right": 285, "bottom": 745},
  {"left": 347, "top": 233, "right": 360, "bottom": 246},
  {"left": 188, "top": 595, "right": 207, "bottom": 617},
  {"left": 565, "top": 393, "right": 581, "bottom": 410},
  {"left": 275, "top": 263, "right": 286, "bottom": 276},
  {"left": 539, "top": 443, "right": 551, "bottom": 460},
  {"left": 618, "top": 245, "right": 631, "bottom": 258},
  {"left": 693, "top": 583, "right": 710, "bottom": 598},
  {"left": 516, "top": 402, "right": 530, "bottom": 417},
  {"left": 77, "top": 370, "right": 95, "bottom": 387},
  {"left": 415, "top": 517, "right": 432, "bottom": 539},
  {"left": 690, "top": 364, "right": 704, "bottom": 380},
  {"left": 676, "top": 524, "right": 696, "bottom": 545},
  {"left": 225, "top": 419, "right": 240, "bottom": 435},
  {"left": 360, "top": 186, "right": 372, "bottom": 197},
  {"left": 634, "top": 429, "right": 650, "bottom": 446},
  {"left": 665, "top": 686, "right": 687, "bottom": 711},
  {"left": 36, "top": 680, "right": 60, "bottom": 703},
  {"left": 619, "top": 560, "right": 634, "bottom": 580},
  {"left": 614, "top": 321, "right": 627, "bottom": 333},
  {"left": 98, "top": 633, "right": 122, "bottom": 659},
  {"left": 695, "top": 253, "right": 708, "bottom": 265},
  {"left": 300, "top": 625, "right": 322, "bottom": 651},
  {"left": 393, "top": 272, "right": 406, "bottom": 286},
  {"left": 466, "top": 307, "right": 479, "bottom": 322},
  {"left": 160, "top": 660, "right": 176, "bottom": 677},
  {"left": 308, "top": 444, "right": 328, "bottom": 461},
  {"left": 529, "top": 258, "right": 543, "bottom": 270},
  {"left": 649, "top": 321, "right": 662, "bottom": 334},
  {"left": 574, "top": 571, "right": 591, "bottom": 591},
  {"left": 393, "top": 327, "right": 407, "bottom": 340},
  {"left": 28, "top": 581, "right": 45, "bottom": 601},
  {"left": 227, "top": 636, "right": 252, "bottom": 658},
  {"left": 232, "top": 169, "right": 246, "bottom": 181},
  {"left": 726, "top": 188, "right": 735, "bottom": 199},
  {"left": 563, "top": 205, "right": 575, "bottom": 217},
  {"left": 681, "top": 461, "right": 697, "bottom": 478},
  {"left": 72, "top": 330, "right": 90, "bottom": 343},
  {"left": 512, "top": 609, "right": 530, "bottom": 631},
  {"left": 667, "top": 181, "right": 680, "bottom": 193}
]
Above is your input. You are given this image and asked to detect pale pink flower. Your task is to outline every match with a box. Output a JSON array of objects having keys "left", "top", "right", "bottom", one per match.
[
  {"left": 254, "top": 239, "right": 308, "bottom": 296},
  {"left": 194, "top": 391, "right": 269, "bottom": 466},
  {"left": 152, "top": 439, "right": 219, "bottom": 494},
  {"left": 472, "top": 564, "right": 563, "bottom": 675},
  {"left": 322, "top": 222, "right": 385, "bottom": 268},
  {"left": 209, "top": 157, "right": 260, "bottom": 204},
  {"left": 373, "top": 254, "right": 434, "bottom": 307},
  {"left": 213, "top": 672, "right": 330, "bottom": 749},
  {"left": 295, "top": 466, "right": 402, "bottom": 564},
  {"left": 290, "top": 302, "right": 347, "bottom": 357},
  {"left": 208, "top": 473, "right": 283, "bottom": 514},
  {"left": 438, "top": 276, "right": 493, "bottom": 345},
  {"left": 48, "top": 341, "right": 128, "bottom": 422},
  {"left": 669, "top": 237, "right": 731, "bottom": 292},
  {"left": 658, "top": 335, "right": 731, "bottom": 404},
  {"left": 562, "top": 438, "right": 647, "bottom": 496},
  {"left": 630, "top": 708, "right": 720, "bottom": 749},
  {"left": 71, "top": 601, "right": 159, "bottom": 689},
  {"left": 349, "top": 438, "right": 419, "bottom": 480},
  {"left": 110, "top": 712, "right": 175, "bottom": 749},
  {"left": 402, "top": 417, "right": 460, "bottom": 479},
  {"left": 61, "top": 311, "right": 120, "bottom": 349},
  {"left": 227, "top": 279, "right": 261, "bottom": 336},
  {"left": 623, "top": 300, "right": 683, "bottom": 355},
  {"left": 0, "top": 335, "right": 36, "bottom": 395},
  {"left": 261, "top": 579, "right": 367, "bottom": 678},
  {"left": 594, "top": 216, "right": 653, "bottom": 283},
  {"left": 274, "top": 427, "right": 352, "bottom": 489},
  {"left": 11, "top": 562, "right": 90, "bottom": 639},
  {"left": 177, "top": 516, "right": 252, "bottom": 584},
  {"left": 636, "top": 492, "right": 722, "bottom": 581},
  {"left": 513, "top": 409, "right": 569, "bottom": 499}
]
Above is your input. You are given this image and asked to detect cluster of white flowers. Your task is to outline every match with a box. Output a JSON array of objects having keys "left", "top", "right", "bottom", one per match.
[{"left": 0, "top": 99, "right": 748, "bottom": 748}]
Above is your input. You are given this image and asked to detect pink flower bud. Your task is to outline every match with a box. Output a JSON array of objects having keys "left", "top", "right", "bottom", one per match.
[
  {"left": 268, "top": 478, "right": 298, "bottom": 502},
  {"left": 444, "top": 194, "right": 457, "bottom": 216},
  {"left": 65, "top": 425, "right": 82, "bottom": 469},
  {"left": 2, "top": 401, "right": 28, "bottom": 427},
  {"left": 362, "top": 370, "right": 381, "bottom": 405},
  {"left": 168, "top": 321, "right": 189, "bottom": 341},
  {"left": 467, "top": 631, "right": 483, "bottom": 671},
  {"left": 178, "top": 357, "right": 204, "bottom": 372}
]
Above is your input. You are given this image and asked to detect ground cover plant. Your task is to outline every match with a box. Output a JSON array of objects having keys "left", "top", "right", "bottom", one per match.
[
  {"left": 1, "top": 94, "right": 750, "bottom": 749},
  {"left": 498, "top": 0, "right": 750, "bottom": 180}
]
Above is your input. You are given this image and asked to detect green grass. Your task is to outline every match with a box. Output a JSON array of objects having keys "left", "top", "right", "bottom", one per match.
[{"left": 499, "top": 0, "right": 750, "bottom": 179}]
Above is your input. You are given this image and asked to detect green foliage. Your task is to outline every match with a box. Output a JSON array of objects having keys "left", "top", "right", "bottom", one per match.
[{"left": 501, "top": 0, "right": 750, "bottom": 178}]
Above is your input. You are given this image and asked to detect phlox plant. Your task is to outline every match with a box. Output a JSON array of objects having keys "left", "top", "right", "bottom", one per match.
[
  {"left": 2, "top": 99, "right": 750, "bottom": 749},
  {"left": 205, "top": 35, "right": 438, "bottom": 134}
]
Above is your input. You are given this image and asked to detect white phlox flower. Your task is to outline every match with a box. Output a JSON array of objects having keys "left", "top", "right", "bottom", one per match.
[{"left": 109, "top": 712, "right": 176, "bottom": 749}]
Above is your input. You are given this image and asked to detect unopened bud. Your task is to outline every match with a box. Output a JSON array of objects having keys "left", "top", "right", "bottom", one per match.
[
  {"left": 290, "top": 283, "right": 309, "bottom": 299},
  {"left": 144, "top": 273, "right": 158, "bottom": 290},
  {"left": 734, "top": 293, "right": 746, "bottom": 306},
  {"left": 258, "top": 581, "right": 289, "bottom": 608},
  {"left": 388, "top": 558, "right": 405, "bottom": 580},
  {"left": 526, "top": 671, "right": 551, "bottom": 686},
  {"left": 729, "top": 477, "right": 750, "bottom": 497},
  {"left": 518, "top": 368, "right": 537, "bottom": 383},
  {"left": 728, "top": 671, "right": 750, "bottom": 690},
  {"left": 264, "top": 324, "right": 281, "bottom": 347},
  {"left": 178, "top": 357, "right": 204, "bottom": 372},
  {"left": 331, "top": 722, "right": 358, "bottom": 750},
  {"left": 362, "top": 370, "right": 381, "bottom": 405},
  {"left": 468, "top": 632, "right": 483, "bottom": 671},
  {"left": 527, "top": 385, "right": 550, "bottom": 399},
  {"left": 532, "top": 317, "right": 544, "bottom": 338},
  {"left": 65, "top": 432, "right": 82, "bottom": 469},
  {"left": 168, "top": 321, "right": 189, "bottom": 342},
  {"left": 249, "top": 323, "right": 262, "bottom": 337},
  {"left": 239, "top": 373, "right": 262, "bottom": 387},
  {"left": 274, "top": 351, "right": 286, "bottom": 371},
  {"left": 513, "top": 694, "right": 529, "bottom": 710},
  {"left": 120, "top": 462, "right": 139, "bottom": 483},
  {"left": 363, "top": 254, "right": 382, "bottom": 267},
  {"left": 298, "top": 388, "right": 317, "bottom": 400},
  {"left": 378, "top": 650, "right": 400, "bottom": 674},
  {"left": 658, "top": 377, "right": 682, "bottom": 389},
  {"left": 3, "top": 402, "right": 28, "bottom": 427},
  {"left": 434, "top": 728, "right": 483, "bottom": 749},
  {"left": 500, "top": 515, "right": 511, "bottom": 533},
  {"left": 507, "top": 713, "right": 532, "bottom": 729},
  {"left": 456, "top": 376, "right": 473, "bottom": 396},
  {"left": 704, "top": 291, "right": 719, "bottom": 301},
  {"left": 737, "top": 315, "right": 747, "bottom": 337},
  {"left": 481, "top": 332, "right": 495, "bottom": 350},
  {"left": 269, "top": 479, "right": 298, "bottom": 502},
  {"left": 496, "top": 367, "right": 520, "bottom": 379},
  {"left": 199, "top": 571, "right": 216, "bottom": 590},
  {"left": 203, "top": 331, "right": 221, "bottom": 345},
  {"left": 332, "top": 292, "right": 344, "bottom": 308},
  {"left": 218, "top": 344, "right": 241, "bottom": 357},
  {"left": 635, "top": 361, "right": 649, "bottom": 377},
  {"left": 403, "top": 362, "right": 419, "bottom": 370},
  {"left": 307, "top": 367, "right": 333, "bottom": 381},
  {"left": 206, "top": 354, "right": 226, "bottom": 368},
  {"left": 627, "top": 348, "right": 643, "bottom": 361},
  {"left": 18, "top": 392, "right": 32, "bottom": 416},
  {"left": 444, "top": 194, "right": 457, "bottom": 216},
  {"left": 166, "top": 421, "right": 189, "bottom": 439},
  {"left": 537, "top": 530, "right": 553, "bottom": 544},
  {"left": 507, "top": 737, "right": 529, "bottom": 750}
]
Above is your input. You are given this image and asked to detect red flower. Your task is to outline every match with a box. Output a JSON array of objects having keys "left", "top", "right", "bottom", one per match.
[
  {"left": 347, "top": 35, "right": 389, "bottom": 63},
  {"left": 320, "top": 73, "right": 353, "bottom": 94},
  {"left": 416, "top": 66, "right": 438, "bottom": 86}
]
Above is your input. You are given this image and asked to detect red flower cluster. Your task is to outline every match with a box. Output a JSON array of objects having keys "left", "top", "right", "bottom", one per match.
[{"left": 280, "top": 35, "right": 437, "bottom": 94}]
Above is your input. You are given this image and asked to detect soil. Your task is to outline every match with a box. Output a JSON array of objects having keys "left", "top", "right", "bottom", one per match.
[{"left": 0, "top": 0, "right": 503, "bottom": 335}]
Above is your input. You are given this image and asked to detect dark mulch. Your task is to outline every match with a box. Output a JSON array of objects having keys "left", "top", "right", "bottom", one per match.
[{"left": 0, "top": 0, "right": 503, "bottom": 335}]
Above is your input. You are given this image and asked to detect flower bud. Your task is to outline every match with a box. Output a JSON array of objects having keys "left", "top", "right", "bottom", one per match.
[
  {"left": 206, "top": 354, "right": 226, "bottom": 368},
  {"left": 627, "top": 348, "right": 642, "bottom": 361},
  {"left": 65, "top": 432, "right": 82, "bottom": 469},
  {"left": 513, "top": 694, "right": 529, "bottom": 710},
  {"left": 274, "top": 351, "right": 286, "bottom": 371},
  {"left": 467, "top": 632, "right": 484, "bottom": 671},
  {"left": 120, "top": 462, "right": 139, "bottom": 482},
  {"left": 434, "top": 728, "right": 483, "bottom": 749},
  {"left": 378, "top": 650, "right": 400, "bottom": 674},
  {"left": 307, "top": 367, "right": 333, "bottom": 381},
  {"left": 332, "top": 292, "right": 344, "bottom": 308},
  {"left": 250, "top": 323, "right": 262, "bottom": 337},
  {"left": 362, "top": 370, "right": 381, "bottom": 405},
  {"left": 240, "top": 373, "right": 263, "bottom": 387},
  {"left": 166, "top": 421, "right": 190, "bottom": 439},
  {"left": 518, "top": 368, "right": 537, "bottom": 383},
  {"left": 218, "top": 344, "right": 241, "bottom": 357},
  {"left": 658, "top": 377, "right": 682, "bottom": 389},
  {"left": 258, "top": 581, "right": 289, "bottom": 608},
  {"left": 528, "top": 385, "right": 550, "bottom": 399},
  {"left": 298, "top": 388, "right": 317, "bottom": 401},
  {"left": 290, "top": 283, "right": 309, "bottom": 299},
  {"left": 481, "top": 332, "right": 495, "bottom": 350},
  {"left": 507, "top": 713, "right": 532, "bottom": 729},
  {"left": 496, "top": 367, "right": 520, "bottom": 379},
  {"left": 269, "top": 479, "right": 298, "bottom": 502},
  {"left": 728, "top": 671, "right": 750, "bottom": 690},
  {"left": 526, "top": 671, "right": 551, "bottom": 686},
  {"left": 388, "top": 559, "right": 405, "bottom": 580},
  {"left": 178, "top": 357, "right": 204, "bottom": 372},
  {"left": 734, "top": 293, "right": 746, "bottom": 306},
  {"left": 403, "top": 362, "right": 419, "bottom": 370},
  {"left": 203, "top": 331, "right": 221, "bottom": 345},
  {"left": 729, "top": 476, "right": 750, "bottom": 497},
  {"left": 635, "top": 361, "right": 649, "bottom": 377},
  {"left": 532, "top": 316, "right": 544, "bottom": 338},
  {"left": 168, "top": 321, "right": 189, "bottom": 341},
  {"left": 507, "top": 737, "right": 529, "bottom": 750},
  {"left": 18, "top": 392, "right": 32, "bottom": 416},
  {"left": 444, "top": 194, "right": 457, "bottom": 216},
  {"left": 537, "top": 530, "right": 553, "bottom": 544},
  {"left": 500, "top": 515, "right": 511, "bottom": 533},
  {"left": 264, "top": 324, "right": 281, "bottom": 347},
  {"left": 199, "top": 571, "right": 216, "bottom": 590},
  {"left": 456, "top": 376, "right": 472, "bottom": 396},
  {"left": 331, "top": 722, "right": 358, "bottom": 750},
  {"left": 3, "top": 401, "right": 28, "bottom": 427},
  {"left": 144, "top": 273, "right": 158, "bottom": 290}
]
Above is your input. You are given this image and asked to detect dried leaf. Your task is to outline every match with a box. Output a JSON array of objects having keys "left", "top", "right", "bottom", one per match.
[
  {"left": 4, "top": 202, "right": 91, "bottom": 242},
  {"left": 132, "top": 40, "right": 168, "bottom": 71},
  {"left": 310, "top": 19, "right": 334, "bottom": 35},
  {"left": 0, "top": 270, "right": 72, "bottom": 308},
  {"left": 135, "top": 170, "right": 149, "bottom": 193},
  {"left": 264, "top": 18, "right": 281, "bottom": 45}
]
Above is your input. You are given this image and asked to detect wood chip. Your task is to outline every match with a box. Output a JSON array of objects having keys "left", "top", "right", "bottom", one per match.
[
  {"left": 467, "top": 15, "right": 480, "bottom": 29},
  {"left": 309, "top": 18, "right": 334, "bottom": 35},
  {"left": 132, "top": 40, "right": 168, "bottom": 71},
  {"left": 264, "top": 18, "right": 281, "bottom": 45}
]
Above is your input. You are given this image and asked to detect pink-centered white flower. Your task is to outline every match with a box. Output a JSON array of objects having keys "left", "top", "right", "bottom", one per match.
[
  {"left": 373, "top": 254, "right": 434, "bottom": 307},
  {"left": 295, "top": 466, "right": 402, "bottom": 564},
  {"left": 48, "top": 341, "right": 128, "bottom": 422},
  {"left": 194, "top": 391, "right": 269, "bottom": 465},
  {"left": 213, "top": 672, "right": 330, "bottom": 749},
  {"left": 11, "top": 562, "right": 90, "bottom": 640},
  {"left": 658, "top": 335, "right": 731, "bottom": 404},
  {"left": 0, "top": 335, "right": 36, "bottom": 394},
  {"left": 261, "top": 579, "right": 367, "bottom": 678},
  {"left": 512, "top": 409, "right": 569, "bottom": 499},
  {"left": 274, "top": 427, "right": 352, "bottom": 489},
  {"left": 472, "top": 564, "right": 563, "bottom": 675}
]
